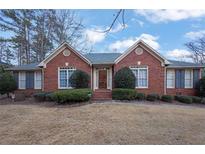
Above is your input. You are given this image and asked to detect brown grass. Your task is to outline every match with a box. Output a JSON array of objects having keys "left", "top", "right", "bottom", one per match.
[{"left": 0, "top": 99, "right": 205, "bottom": 144}]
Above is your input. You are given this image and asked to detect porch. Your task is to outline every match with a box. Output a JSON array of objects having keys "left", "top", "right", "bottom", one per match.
[{"left": 92, "top": 64, "right": 113, "bottom": 100}]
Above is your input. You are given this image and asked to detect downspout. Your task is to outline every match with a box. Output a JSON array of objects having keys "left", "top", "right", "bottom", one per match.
[
  {"left": 41, "top": 67, "right": 44, "bottom": 92},
  {"left": 90, "top": 64, "right": 93, "bottom": 90},
  {"left": 164, "top": 66, "right": 167, "bottom": 95}
]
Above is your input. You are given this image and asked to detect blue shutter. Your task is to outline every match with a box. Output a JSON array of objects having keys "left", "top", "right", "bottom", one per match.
[
  {"left": 26, "top": 72, "right": 34, "bottom": 89},
  {"left": 193, "top": 69, "right": 200, "bottom": 88},
  {"left": 13, "top": 72, "right": 19, "bottom": 88},
  {"left": 175, "top": 70, "right": 181, "bottom": 88},
  {"left": 180, "top": 70, "right": 185, "bottom": 88}
]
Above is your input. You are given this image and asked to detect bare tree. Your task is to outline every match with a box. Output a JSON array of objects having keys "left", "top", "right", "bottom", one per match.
[{"left": 185, "top": 37, "right": 205, "bottom": 64}]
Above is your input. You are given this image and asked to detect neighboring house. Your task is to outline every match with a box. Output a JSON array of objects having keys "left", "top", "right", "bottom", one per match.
[{"left": 7, "top": 40, "right": 204, "bottom": 99}]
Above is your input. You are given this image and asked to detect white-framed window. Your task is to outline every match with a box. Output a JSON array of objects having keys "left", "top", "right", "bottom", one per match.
[
  {"left": 185, "top": 69, "right": 193, "bottom": 88},
  {"left": 167, "top": 69, "right": 175, "bottom": 88},
  {"left": 34, "top": 71, "right": 42, "bottom": 89},
  {"left": 58, "top": 68, "right": 76, "bottom": 89},
  {"left": 131, "top": 67, "right": 148, "bottom": 88},
  {"left": 19, "top": 72, "right": 26, "bottom": 89}
]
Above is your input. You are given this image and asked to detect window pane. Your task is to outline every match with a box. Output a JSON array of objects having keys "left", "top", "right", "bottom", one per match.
[
  {"left": 67, "top": 70, "right": 74, "bottom": 87},
  {"left": 19, "top": 72, "right": 26, "bottom": 89},
  {"left": 167, "top": 70, "right": 174, "bottom": 88},
  {"left": 132, "top": 69, "right": 138, "bottom": 87},
  {"left": 60, "top": 70, "right": 67, "bottom": 87},
  {"left": 139, "top": 69, "right": 147, "bottom": 87},
  {"left": 185, "top": 70, "right": 192, "bottom": 88}
]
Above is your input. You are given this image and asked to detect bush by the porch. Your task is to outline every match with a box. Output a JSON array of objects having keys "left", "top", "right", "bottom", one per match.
[
  {"left": 112, "top": 88, "right": 136, "bottom": 100},
  {"left": 114, "top": 67, "right": 135, "bottom": 89},
  {"left": 69, "top": 70, "right": 90, "bottom": 88},
  {"left": 52, "top": 89, "right": 92, "bottom": 104},
  {"left": 0, "top": 71, "right": 17, "bottom": 96}
]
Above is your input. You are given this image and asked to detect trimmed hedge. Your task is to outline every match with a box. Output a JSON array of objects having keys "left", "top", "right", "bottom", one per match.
[
  {"left": 175, "top": 95, "right": 192, "bottom": 104},
  {"left": 33, "top": 92, "right": 50, "bottom": 102},
  {"left": 135, "top": 93, "right": 146, "bottom": 100},
  {"left": 161, "top": 95, "right": 173, "bottom": 103},
  {"left": 191, "top": 96, "right": 202, "bottom": 104},
  {"left": 114, "top": 67, "right": 135, "bottom": 89},
  {"left": 146, "top": 93, "right": 160, "bottom": 102},
  {"left": 112, "top": 88, "right": 136, "bottom": 100},
  {"left": 52, "top": 89, "right": 92, "bottom": 104}
]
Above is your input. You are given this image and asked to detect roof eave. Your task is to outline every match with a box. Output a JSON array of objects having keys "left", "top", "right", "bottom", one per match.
[{"left": 166, "top": 66, "right": 204, "bottom": 68}]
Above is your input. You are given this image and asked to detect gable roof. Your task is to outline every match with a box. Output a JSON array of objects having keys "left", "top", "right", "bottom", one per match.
[
  {"left": 84, "top": 53, "right": 121, "bottom": 64},
  {"left": 6, "top": 63, "right": 41, "bottom": 71},
  {"left": 38, "top": 42, "right": 91, "bottom": 67},
  {"left": 114, "top": 39, "right": 170, "bottom": 66},
  {"left": 167, "top": 60, "right": 204, "bottom": 68}
]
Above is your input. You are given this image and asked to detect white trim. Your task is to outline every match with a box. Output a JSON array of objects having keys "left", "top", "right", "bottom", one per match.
[
  {"left": 130, "top": 66, "right": 148, "bottom": 88},
  {"left": 185, "top": 69, "right": 193, "bottom": 89},
  {"left": 166, "top": 69, "right": 175, "bottom": 89},
  {"left": 164, "top": 67, "right": 167, "bottom": 94},
  {"left": 38, "top": 42, "right": 91, "bottom": 68},
  {"left": 93, "top": 68, "right": 96, "bottom": 90},
  {"left": 107, "top": 67, "right": 112, "bottom": 90},
  {"left": 18, "top": 71, "right": 26, "bottom": 89},
  {"left": 96, "top": 69, "right": 99, "bottom": 89},
  {"left": 34, "top": 71, "right": 42, "bottom": 89},
  {"left": 58, "top": 67, "right": 76, "bottom": 89},
  {"left": 115, "top": 39, "right": 169, "bottom": 66}
]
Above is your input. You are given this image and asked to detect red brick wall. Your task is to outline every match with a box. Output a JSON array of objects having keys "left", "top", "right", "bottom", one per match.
[
  {"left": 166, "top": 89, "right": 196, "bottom": 96},
  {"left": 15, "top": 89, "right": 42, "bottom": 97},
  {"left": 114, "top": 43, "right": 165, "bottom": 95},
  {"left": 43, "top": 46, "right": 91, "bottom": 92}
]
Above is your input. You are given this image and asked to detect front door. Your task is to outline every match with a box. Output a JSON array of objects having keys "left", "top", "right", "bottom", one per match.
[{"left": 99, "top": 70, "right": 107, "bottom": 89}]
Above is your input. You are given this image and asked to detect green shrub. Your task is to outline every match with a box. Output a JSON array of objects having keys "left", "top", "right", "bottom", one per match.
[
  {"left": 0, "top": 71, "right": 17, "bottom": 96},
  {"left": 33, "top": 92, "right": 47, "bottom": 102},
  {"left": 201, "top": 98, "right": 205, "bottom": 104},
  {"left": 161, "top": 95, "right": 173, "bottom": 102},
  {"left": 112, "top": 88, "right": 136, "bottom": 100},
  {"left": 52, "top": 89, "right": 92, "bottom": 104},
  {"left": 114, "top": 67, "right": 135, "bottom": 89},
  {"left": 33, "top": 92, "right": 54, "bottom": 102},
  {"left": 191, "top": 96, "right": 202, "bottom": 104},
  {"left": 146, "top": 93, "right": 160, "bottom": 102},
  {"left": 45, "top": 93, "right": 54, "bottom": 101},
  {"left": 175, "top": 95, "right": 192, "bottom": 104},
  {"left": 69, "top": 70, "right": 90, "bottom": 88},
  {"left": 135, "top": 93, "right": 146, "bottom": 100}
]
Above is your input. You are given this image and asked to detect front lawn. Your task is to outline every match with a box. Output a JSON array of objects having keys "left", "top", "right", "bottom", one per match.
[{"left": 0, "top": 99, "right": 205, "bottom": 144}]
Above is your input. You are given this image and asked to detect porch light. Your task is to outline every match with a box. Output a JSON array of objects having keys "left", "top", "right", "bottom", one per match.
[
  {"left": 65, "top": 62, "right": 69, "bottom": 66},
  {"left": 137, "top": 61, "right": 141, "bottom": 65}
]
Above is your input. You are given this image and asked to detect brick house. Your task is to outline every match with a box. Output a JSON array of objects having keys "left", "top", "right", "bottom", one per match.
[{"left": 7, "top": 40, "right": 204, "bottom": 99}]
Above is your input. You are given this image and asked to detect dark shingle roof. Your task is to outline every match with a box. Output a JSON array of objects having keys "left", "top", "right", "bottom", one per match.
[
  {"left": 167, "top": 60, "right": 204, "bottom": 68},
  {"left": 84, "top": 53, "right": 122, "bottom": 64},
  {"left": 6, "top": 63, "right": 40, "bottom": 71}
]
